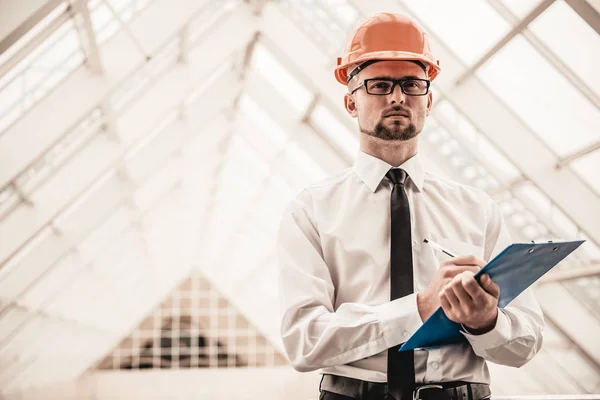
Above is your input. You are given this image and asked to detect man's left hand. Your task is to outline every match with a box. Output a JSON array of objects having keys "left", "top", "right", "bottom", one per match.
[{"left": 439, "top": 270, "right": 500, "bottom": 334}]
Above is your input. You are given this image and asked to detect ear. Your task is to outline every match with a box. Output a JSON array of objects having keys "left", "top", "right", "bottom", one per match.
[
  {"left": 344, "top": 93, "right": 358, "bottom": 118},
  {"left": 426, "top": 91, "right": 433, "bottom": 115}
]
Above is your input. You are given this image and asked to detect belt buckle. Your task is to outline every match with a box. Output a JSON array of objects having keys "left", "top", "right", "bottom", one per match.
[{"left": 413, "top": 384, "right": 444, "bottom": 400}]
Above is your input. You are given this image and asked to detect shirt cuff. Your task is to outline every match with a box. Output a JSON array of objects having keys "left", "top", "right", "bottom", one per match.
[
  {"left": 460, "top": 308, "right": 512, "bottom": 349},
  {"left": 376, "top": 293, "right": 424, "bottom": 349}
]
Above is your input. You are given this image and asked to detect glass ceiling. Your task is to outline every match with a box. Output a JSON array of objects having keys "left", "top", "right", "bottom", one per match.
[
  {"left": 501, "top": 0, "right": 544, "bottom": 18},
  {"left": 478, "top": 34, "right": 600, "bottom": 157},
  {"left": 0, "top": 0, "right": 599, "bottom": 396},
  {"left": 404, "top": 0, "right": 512, "bottom": 65},
  {"left": 530, "top": 0, "right": 600, "bottom": 97}
]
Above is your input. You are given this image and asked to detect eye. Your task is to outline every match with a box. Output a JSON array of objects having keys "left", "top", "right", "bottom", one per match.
[{"left": 372, "top": 82, "right": 391, "bottom": 89}]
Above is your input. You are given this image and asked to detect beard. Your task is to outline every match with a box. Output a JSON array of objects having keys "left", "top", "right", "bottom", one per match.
[{"left": 360, "top": 118, "right": 419, "bottom": 141}]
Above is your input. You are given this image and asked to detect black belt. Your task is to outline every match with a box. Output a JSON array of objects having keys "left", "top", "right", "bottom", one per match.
[{"left": 320, "top": 374, "right": 491, "bottom": 400}]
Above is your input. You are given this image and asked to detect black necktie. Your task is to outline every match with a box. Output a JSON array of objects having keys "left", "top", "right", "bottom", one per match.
[{"left": 386, "top": 168, "right": 415, "bottom": 392}]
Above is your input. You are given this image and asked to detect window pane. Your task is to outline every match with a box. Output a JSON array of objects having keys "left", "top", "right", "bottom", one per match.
[
  {"left": 237, "top": 94, "right": 288, "bottom": 161},
  {"left": 0, "top": 3, "right": 68, "bottom": 67},
  {"left": 564, "top": 276, "right": 600, "bottom": 323},
  {"left": 434, "top": 100, "right": 521, "bottom": 183},
  {"left": 477, "top": 35, "right": 600, "bottom": 157},
  {"left": 529, "top": 1, "right": 600, "bottom": 97},
  {"left": 322, "top": 0, "right": 358, "bottom": 30},
  {"left": 577, "top": 233, "right": 600, "bottom": 261},
  {"left": 499, "top": 0, "right": 543, "bottom": 18},
  {"left": 403, "top": 0, "right": 511, "bottom": 65},
  {"left": 251, "top": 44, "right": 312, "bottom": 114},
  {"left": 283, "top": 142, "right": 327, "bottom": 184},
  {"left": 0, "top": 20, "right": 83, "bottom": 136},
  {"left": 279, "top": 0, "right": 350, "bottom": 56},
  {"left": 571, "top": 149, "right": 600, "bottom": 196},
  {"left": 90, "top": 0, "right": 154, "bottom": 45},
  {"left": 311, "top": 103, "right": 357, "bottom": 160}
]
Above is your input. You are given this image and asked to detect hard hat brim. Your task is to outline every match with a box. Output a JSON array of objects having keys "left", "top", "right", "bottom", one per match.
[{"left": 335, "top": 51, "right": 441, "bottom": 85}]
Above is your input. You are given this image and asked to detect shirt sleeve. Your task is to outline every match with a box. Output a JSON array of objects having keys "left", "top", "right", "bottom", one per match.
[
  {"left": 277, "top": 189, "right": 423, "bottom": 372},
  {"left": 460, "top": 195, "right": 545, "bottom": 368}
]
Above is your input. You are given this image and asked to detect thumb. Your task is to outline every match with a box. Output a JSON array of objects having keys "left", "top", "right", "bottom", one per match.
[{"left": 481, "top": 274, "right": 500, "bottom": 298}]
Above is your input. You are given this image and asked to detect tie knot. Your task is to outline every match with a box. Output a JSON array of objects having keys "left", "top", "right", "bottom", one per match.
[{"left": 386, "top": 168, "right": 407, "bottom": 186}]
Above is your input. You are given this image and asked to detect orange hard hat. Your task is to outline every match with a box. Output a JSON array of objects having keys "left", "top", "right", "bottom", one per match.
[{"left": 334, "top": 13, "right": 441, "bottom": 85}]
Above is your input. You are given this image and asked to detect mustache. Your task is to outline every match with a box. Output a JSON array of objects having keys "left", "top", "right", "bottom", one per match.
[{"left": 383, "top": 107, "right": 411, "bottom": 117}]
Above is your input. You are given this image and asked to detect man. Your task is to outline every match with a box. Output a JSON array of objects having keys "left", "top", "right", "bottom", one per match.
[{"left": 277, "top": 13, "right": 544, "bottom": 400}]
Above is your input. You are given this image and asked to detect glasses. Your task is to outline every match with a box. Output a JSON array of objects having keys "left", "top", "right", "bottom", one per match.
[{"left": 350, "top": 78, "right": 430, "bottom": 96}]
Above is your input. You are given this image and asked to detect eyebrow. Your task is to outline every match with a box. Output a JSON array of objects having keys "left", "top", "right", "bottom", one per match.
[{"left": 368, "top": 75, "right": 425, "bottom": 80}]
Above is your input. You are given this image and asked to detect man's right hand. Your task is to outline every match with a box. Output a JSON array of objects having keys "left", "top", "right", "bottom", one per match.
[{"left": 416, "top": 255, "right": 486, "bottom": 322}]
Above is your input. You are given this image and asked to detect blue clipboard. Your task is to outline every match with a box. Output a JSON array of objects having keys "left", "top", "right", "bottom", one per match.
[{"left": 399, "top": 240, "right": 585, "bottom": 351}]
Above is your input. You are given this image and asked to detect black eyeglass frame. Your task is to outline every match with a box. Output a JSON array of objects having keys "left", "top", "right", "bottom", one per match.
[{"left": 350, "top": 78, "right": 431, "bottom": 96}]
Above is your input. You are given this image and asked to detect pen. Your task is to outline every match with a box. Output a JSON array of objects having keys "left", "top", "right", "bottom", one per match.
[{"left": 423, "top": 238, "right": 457, "bottom": 258}]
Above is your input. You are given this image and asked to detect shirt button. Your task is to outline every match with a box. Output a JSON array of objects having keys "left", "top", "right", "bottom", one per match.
[
  {"left": 416, "top": 284, "right": 423, "bottom": 291},
  {"left": 403, "top": 331, "right": 410, "bottom": 338},
  {"left": 431, "top": 362, "right": 439, "bottom": 370}
]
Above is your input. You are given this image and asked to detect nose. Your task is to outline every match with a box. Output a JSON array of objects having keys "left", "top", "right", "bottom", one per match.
[{"left": 389, "top": 82, "right": 405, "bottom": 105}]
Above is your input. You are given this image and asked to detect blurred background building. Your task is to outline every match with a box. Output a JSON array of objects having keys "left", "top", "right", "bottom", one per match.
[{"left": 0, "top": 0, "right": 599, "bottom": 398}]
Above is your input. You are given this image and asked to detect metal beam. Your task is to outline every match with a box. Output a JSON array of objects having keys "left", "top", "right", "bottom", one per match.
[
  {"left": 71, "top": 0, "right": 103, "bottom": 74},
  {"left": 429, "top": 108, "right": 581, "bottom": 243},
  {"left": 100, "top": 0, "right": 148, "bottom": 58},
  {"left": 566, "top": 0, "right": 600, "bottom": 35},
  {"left": 536, "top": 281, "right": 600, "bottom": 371},
  {"left": 0, "top": 184, "right": 174, "bottom": 391},
  {"left": 0, "top": 1, "right": 73, "bottom": 80},
  {"left": 0, "top": 10, "right": 254, "bottom": 268},
  {"left": 245, "top": 0, "right": 269, "bottom": 16},
  {"left": 0, "top": 71, "right": 237, "bottom": 283},
  {"left": 446, "top": 68, "right": 600, "bottom": 247},
  {"left": 557, "top": 139, "right": 600, "bottom": 169},
  {"left": 539, "top": 261, "right": 600, "bottom": 283},
  {"left": 177, "top": 25, "right": 190, "bottom": 64},
  {"left": 487, "top": 0, "right": 600, "bottom": 123},
  {"left": 542, "top": 309, "right": 600, "bottom": 375},
  {"left": 0, "top": 0, "right": 251, "bottom": 191},
  {"left": 456, "top": 0, "right": 554, "bottom": 86},
  {"left": 255, "top": 31, "right": 356, "bottom": 167},
  {"left": 195, "top": 66, "right": 351, "bottom": 353},
  {"left": 0, "top": 0, "right": 65, "bottom": 54},
  {"left": 0, "top": 110, "right": 230, "bottom": 394}
]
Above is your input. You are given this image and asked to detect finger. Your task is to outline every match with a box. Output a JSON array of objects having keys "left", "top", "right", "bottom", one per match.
[
  {"left": 452, "top": 275, "right": 474, "bottom": 306},
  {"left": 439, "top": 293, "right": 452, "bottom": 314},
  {"left": 460, "top": 272, "right": 484, "bottom": 303},
  {"left": 456, "top": 265, "right": 482, "bottom": 274},
  {"left": 440, "top": 255, "right": 479, "bottom": 268},
  {"left": 462, "top": 272, "right": 486, "bottom": 301},
  {"left": 480, "top": 274, "right": 500, "bottom": 298},
  {"left": 447, "top": 255, "right": 486, "bottom": 268},
  {"left": 441, "top": 265, "right": 480, "bottom": 279},
  {"left": 443, "top": 284, "right": 461, "bottom": 308}
]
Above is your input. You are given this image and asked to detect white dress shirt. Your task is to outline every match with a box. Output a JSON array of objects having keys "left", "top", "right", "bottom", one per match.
[{"left": 277, "top": 150, "right": 544, "bottom": 384}]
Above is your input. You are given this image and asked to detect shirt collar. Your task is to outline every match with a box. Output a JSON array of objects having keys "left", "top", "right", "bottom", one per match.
[{"left": 353, "top": 150, "right": 425, "bottom": 193}]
